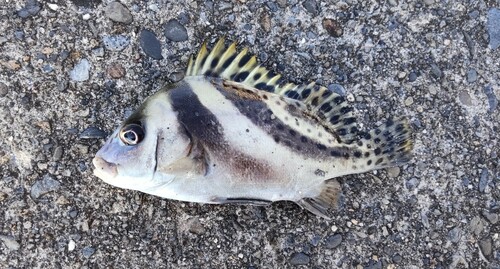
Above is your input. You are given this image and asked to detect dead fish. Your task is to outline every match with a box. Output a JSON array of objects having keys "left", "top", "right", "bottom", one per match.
[{"left": 93, "top": 38, "right": 413, "bottom": 219}]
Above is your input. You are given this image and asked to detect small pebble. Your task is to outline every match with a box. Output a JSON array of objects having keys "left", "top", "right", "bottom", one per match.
[
  {"left": 16, "top": 0, "right": 41, "bottom": 18},
  {"left": 260, "top": 12, "right": 272, "bottom": 32},
  {"left": 52, "top": 146, "right": 63, "bottom": 161},
  {"left": 92, "top": 47, "right": 105, "bottom": 57},
  {"left": 483, "top": 85, "right": 498, "bottom": 112},
  {"left": 30, "top": 174, "right": 61, "bottom": 199},
  {"left": 14, "top": 31, "right": 24, "bottom": 40},
  {"left": 266, "top": 2, "right": 279, "bottom": 12},
  {"left": 404, "top": 97, "right": 414, "bottom": 106},
  {"left": 478, "top": 168, "right": 489, "bottom": 193},
  {"left": 397, "top": 71, "right": 407, "bottom": 80},
  {"left": 187, "top": 217, "right": 205, "bottom": 235},
  {"left": 386, "top": 167, "right": 400, "bottom": 178},
  {"left": 0, "top": 82, "right": 8, "bottom": 97},
  {"left": 328, "top": 84, "right": 346, "bottom": 96},
  {"left": 79, "top": 127, "right": 107, "bottom": 139},
  {"left": 303, "top": 0, "right": 319, "bottom": 15},
  {"left": 42, "top": 65, "right": 53, "bottom": 73},
  {"left": 47, "top": 3, "right": 59, "bottom": 11},
  {"left": 289, "top": 252, "right": 310, "bottom": 265},
  {"left": 82, "top": 14, "right": 91, "bottom": 20},
  {"left": 459, "top": 91, "right": 473, "bottom": 106},
  {"left": 392, "top": 253, "right": 403, "bottom": 263},
  {"left": 469, "top": 10, "right": 480, "bottom": 19},
  {"left": 82, "top": 246, "right": 95, "bottom": 258},
  {"left": 68, "top": 240, "right": 76, "bottom": 251},
  {"left": 466, "top": 68, "right": 477, "bottom": 83},
  {"left": 69, "top": 209, "right": 78, "bottom": 218},
  {"left": 447, "top": 227, "right": 461, "bottom": 243},
  {"left": 70, "top": 59, "right": 91, "bottom": 82},
  {"left": 346, "top": 93, "right": 355, "bottom": 102},
  {"left": 482, "top": 211, "right": 498, "bottom": 224},
  {"left": 164, "top": 19, "right": 188, "bottom": 42},
  {"left": 0, "top": 235, "right": 20, "bottom": 250},
  {"left": 323, "top": 18, "right": 343, "bottom": 37},
  {"left": 102, "top": 35, "right": 130, "bottom": 51},
  {"left": 107, "top": 63, "right": 126, "bottom": 79},
  {"left": 408, "top": 72, "right": 418, "bottom": 82},
  {"left": 470, "top": 216, "right": 484, "bottom": 236},
  {"left": 140, "top": 29, "right": 163, "bottom": 59},
  {"left": 405, "top": 177, "right": 419, "bottom": 190},
  {"left": 105, "top": 2, "right": 133, "bottom": 24},
  {"left": 325, "top": 234, "right": 342, "bottom": 249},
  {"left": 479, "top": 238, "right": 492, "bottom": 257},
  {"left": 487, "top": 8, "right": 500, "bottom": 49},
  {"left": 310, "top": 235, "right": 321, "bottom": 246},
  {"left": 430, "top": 63, "right": 442, "bottom": 79}
]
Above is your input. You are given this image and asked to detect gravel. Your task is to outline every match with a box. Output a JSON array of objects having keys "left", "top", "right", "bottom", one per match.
[
  {"left": 327, "top": 83, "right": 346, "bottom": 96},
  {"left": 105, "top": 2, "right": 133, "bottom": 24},
  {"left": 163, "top": 19, "right": 188, "bottom": 42},
  {"left": 69, "top": 59, "right": 91, "bottom": 82},
  {"left": 16, "top": 0, "right": 41, "bottom": 18},
  {"left": 322, "top": 18, "right": 343, "bottom": 38},
  {"left": 466, "top": 68, "right": 478, "bottom": 83},
  {"left": 102, "top": 35, "right": 130, "bottom": 51},
  {"left": 79, "top": 127, "right": 107, "bottom": 139},
  {"left": 324, "top": 234, "right": 342, "bottom": 249},
  {"left": 0, "top": 82, "right": 7, "bottom": 97},
  {"left": 478, "top": 168, "right": 489, "bottom": 193},
  {"left": 487, "top": 8, "right": 500, "bottom": 49},
  {"left": 82, "top": 246, "right": 96, "bottom": 258},
  {"left": 289, "top": 252, "right": 310, "bottom": 265},
  {"left": 483, "top": 85, "right": 498, "bottom": 112},
  {"left": 0, "top": 235, "right": 20, "bottom": 251},
  {"left": 30, "top": 175, "right": 61, "bottom": 199},
  {"left": 139, "top": 29, "right": 163, "bottom": 60},
  {"left": 1, "top": 1, "right": 499, "bottom": 268}
]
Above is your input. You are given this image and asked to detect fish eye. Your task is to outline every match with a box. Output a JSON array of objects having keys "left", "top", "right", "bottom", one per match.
[{"left": 119, "top": 123, "right": 145, "bottom": 146}]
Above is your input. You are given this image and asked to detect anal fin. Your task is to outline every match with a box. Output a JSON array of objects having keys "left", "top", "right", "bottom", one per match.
[{"left": 296, "top": 179, "right": 342, "bottom": 220}]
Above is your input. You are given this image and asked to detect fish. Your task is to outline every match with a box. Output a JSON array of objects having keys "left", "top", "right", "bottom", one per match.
[{"left": 92, "top": 38, "right": 413, "bottom": 219}]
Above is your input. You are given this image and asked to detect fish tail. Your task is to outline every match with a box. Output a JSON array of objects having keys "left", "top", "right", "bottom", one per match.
[{"left": 358, "top": 118, "right": 413, "bottom": 169}]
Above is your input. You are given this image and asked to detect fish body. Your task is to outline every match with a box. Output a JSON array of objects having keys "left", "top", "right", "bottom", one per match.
[{"left": 93, "top": 38, "right": 413, "bottom": 218}]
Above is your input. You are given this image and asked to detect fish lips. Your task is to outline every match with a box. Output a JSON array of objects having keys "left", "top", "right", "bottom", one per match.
[{"left": 92, "top": 155, "right": 118, "bottom": 182}]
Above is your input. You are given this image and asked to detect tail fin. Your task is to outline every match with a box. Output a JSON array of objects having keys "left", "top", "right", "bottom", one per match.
[{"left": 358, "top": 118, "right": 413, "bottom": 170}]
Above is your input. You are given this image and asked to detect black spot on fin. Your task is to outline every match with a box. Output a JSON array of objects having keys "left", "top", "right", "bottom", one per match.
[
  {"left": 214, "top": 197, "right": 272, "bottom": 206},
  {"left": 361, "top": 118, "right": 414, "bottom": 169},
  {"left": 186, "top": 38, "right": 358, "bottom": 143},
  {"left": 296, "top": 179, "right": 341, "bottom": 219}
]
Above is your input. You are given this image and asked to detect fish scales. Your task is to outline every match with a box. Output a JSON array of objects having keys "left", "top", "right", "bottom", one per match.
[{"left": 93, "top": 38, "right": 413, "bottom": 219}]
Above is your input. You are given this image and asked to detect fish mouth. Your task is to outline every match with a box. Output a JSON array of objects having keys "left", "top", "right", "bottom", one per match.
[{"left": 92, "top": 156, "right": 118, "bottom": 181}]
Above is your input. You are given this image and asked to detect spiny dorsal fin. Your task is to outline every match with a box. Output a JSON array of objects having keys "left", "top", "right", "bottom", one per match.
[{"left": 185, "top": 38, "right": 358, "bottom": 143}]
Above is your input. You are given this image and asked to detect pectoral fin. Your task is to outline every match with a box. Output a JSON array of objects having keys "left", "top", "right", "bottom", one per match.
[{"left": 296, "top": 179, "right": 342, "bottom": 220}]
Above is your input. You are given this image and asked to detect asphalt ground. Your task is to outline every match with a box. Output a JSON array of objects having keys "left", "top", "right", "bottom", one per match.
[{"left": 0, "top": 1, "right": 499, "bottom": 268}]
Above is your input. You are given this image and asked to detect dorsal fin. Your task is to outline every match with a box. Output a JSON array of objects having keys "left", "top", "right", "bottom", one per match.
[{"left": 185, "top": 38, "right": 358, "bottom": 143}]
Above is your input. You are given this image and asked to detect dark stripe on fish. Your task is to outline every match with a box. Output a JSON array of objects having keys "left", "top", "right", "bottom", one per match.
[
  {"left": 168, "top": 82, "right": 225, "bottom": 150},
  {"left": 168, "top": 82, "right": 273, "bottom": 179},
  {"left": 211, "top": 78, "right": 342, "bottom": 158}
]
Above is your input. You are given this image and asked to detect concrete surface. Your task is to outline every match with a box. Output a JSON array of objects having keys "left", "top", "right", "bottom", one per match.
[{"left": 0, "top": 0, "right": 499, "bottom": 268}]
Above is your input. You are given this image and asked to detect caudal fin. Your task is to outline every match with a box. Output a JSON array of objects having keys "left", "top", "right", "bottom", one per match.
[{"left": 358, "top": 118, "right": 413, "bottom": 170}]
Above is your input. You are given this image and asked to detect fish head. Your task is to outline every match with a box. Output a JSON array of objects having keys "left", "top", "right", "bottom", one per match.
[{"left": 92, "top": 90, "right": 191, "bottom": 192}]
